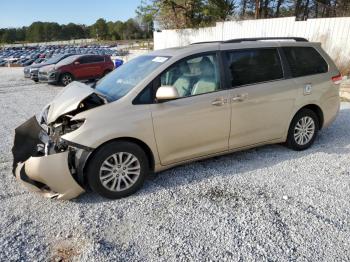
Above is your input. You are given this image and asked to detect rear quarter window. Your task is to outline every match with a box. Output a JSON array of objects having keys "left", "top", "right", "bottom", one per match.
[{"left": 282, "top": 47, "right": 328, "bottom": 77}]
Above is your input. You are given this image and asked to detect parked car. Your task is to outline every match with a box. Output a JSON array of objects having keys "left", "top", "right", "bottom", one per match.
[
  {"left": 1, "top": 44, "right": 115, "bottom": 68},
  {"left": 12, "top": 37, "right": 341, "bottom": 200},
  {"left": 24, "top": 54, "right": 73, "bottom": 82},
  {"left": 38, "top": 54, "right": 114, "bottom": 86}
]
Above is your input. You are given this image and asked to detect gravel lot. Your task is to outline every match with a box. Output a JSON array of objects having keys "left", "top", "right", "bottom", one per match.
[{"left": 0, "top": 67, "right": 349, "bottom": 261}]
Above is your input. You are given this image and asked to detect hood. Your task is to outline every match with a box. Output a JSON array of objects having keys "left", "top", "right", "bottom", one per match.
[
  {"left": 47, "top": 81, "right": 104, "bottom": 124},
  {"left": 26, "top": 62, "right": 53, "bottom": 69}
]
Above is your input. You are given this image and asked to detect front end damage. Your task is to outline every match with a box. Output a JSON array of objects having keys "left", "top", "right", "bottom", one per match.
[{"left": 12, "top": 82, "right": 107, "bottom": 200}]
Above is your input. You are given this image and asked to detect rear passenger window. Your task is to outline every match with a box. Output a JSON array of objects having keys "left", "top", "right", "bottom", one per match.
[
  {"left": 282, "top": 47, "right": 328, "bottom": 77},
  {"left": 79, "top": 56, "right": 92, "bottom": 64},
  {"left": 90, "top": 56, "right": 104, "bottom": 63},
  {"left": 226, "top": 49, "right": 283, "bottom": 87}
]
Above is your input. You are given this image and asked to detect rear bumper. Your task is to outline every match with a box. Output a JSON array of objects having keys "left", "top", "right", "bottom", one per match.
[
  {"left": 322, "top": 96, "right": 340, "bottom": 128},
  {"left": 12, "top": 117, "right": 85, "bottom": 200}
]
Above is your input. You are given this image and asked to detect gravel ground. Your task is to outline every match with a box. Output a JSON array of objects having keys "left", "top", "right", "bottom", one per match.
[{"left": 0, "top": 67, "right": 349, "bottom": 261}]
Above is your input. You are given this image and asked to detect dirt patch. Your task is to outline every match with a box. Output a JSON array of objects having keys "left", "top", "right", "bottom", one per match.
[{"left": 50, "top": 238, "right": 84, "bottom": 262}]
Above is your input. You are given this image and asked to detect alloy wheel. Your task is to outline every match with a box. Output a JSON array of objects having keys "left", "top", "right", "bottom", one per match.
[
  {"left": 293, "top": 116, "right": 315, "bottom": 146},
  {"left": 62, "top": 75, "right": 72, "bottom": 85},
  {"left": 99, "top": 152, "right": 141, "bottom": 192}
]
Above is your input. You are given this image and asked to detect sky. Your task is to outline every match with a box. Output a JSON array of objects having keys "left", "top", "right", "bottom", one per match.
[{"left": 0, "top": 0, "right": 142, "bottom": 28}]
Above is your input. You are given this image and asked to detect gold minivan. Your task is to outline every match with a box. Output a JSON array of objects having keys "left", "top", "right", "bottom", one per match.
[{"left": 12, "top": 37, "right": 341, "bottom": 200}]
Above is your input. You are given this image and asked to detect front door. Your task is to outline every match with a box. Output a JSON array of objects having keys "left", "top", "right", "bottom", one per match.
[{"left": 151, "top": 53, "right": 231, "bottom": 165}]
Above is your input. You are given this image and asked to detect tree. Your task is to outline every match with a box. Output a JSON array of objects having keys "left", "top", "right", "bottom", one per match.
[
  {"left": 136, "top": 0, "right": 155, "bottom": 38},
  {"left": 124, "top": 19, "right": 143, "bottom": 39},
  {"left": 92, "top": 18, "right": 108, "bottom": 40},
  {"left": 26, "top": 22, "right": 45, "bottom": 42},
  {"left": 204, "top": 0, "right": 236, "bottom": 22},
  {"left": 1, "top": 29, "right": 17, "bottom": 43},
  {"left": 114, "top": 21, "right": 126, "bottom": 39},
  {"left": 275, "top": 0, "right": 284, "bottom": 17}
]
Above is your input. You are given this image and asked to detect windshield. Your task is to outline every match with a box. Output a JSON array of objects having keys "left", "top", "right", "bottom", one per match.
[
  {"left": 56, "top": 55, "right": 80, "bottom": 66},
  {"left": 95, "top": 55, "right": 170, "bottom": 101},
  {"left": 45, "top": 54, "right": 69, "bottom": 64}
]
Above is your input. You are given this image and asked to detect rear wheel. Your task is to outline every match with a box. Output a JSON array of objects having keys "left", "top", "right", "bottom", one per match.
[
  {"left": 86, "top": 141, "right": 149, "bottom": 199},
  {"left": 286, "top": 109, "right": 319, "bottom": 151},
  {"left": 60, "top": 73, "right": 74, "bottom": 86}
]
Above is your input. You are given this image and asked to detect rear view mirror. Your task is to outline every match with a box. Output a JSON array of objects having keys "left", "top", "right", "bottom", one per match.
[
  {"left": 156, "top": 86, "right": 179, "bottom": 101},
  {"left": 74, "top": 61, "right": 80, "bottom": 65}
]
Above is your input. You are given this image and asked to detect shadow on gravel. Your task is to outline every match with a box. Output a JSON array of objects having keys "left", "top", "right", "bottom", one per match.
[{"left": 75, "top": 108, "right": 350, "bottom": 204}]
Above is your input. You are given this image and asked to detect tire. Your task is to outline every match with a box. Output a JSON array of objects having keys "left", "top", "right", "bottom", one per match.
[
  {"left": 33, "top": 78, "right": 39, "bottom": 83},
  {"left": 86, "top": 141, "right": 149, "bottom": 199},
  {"left": 60, "top": 73, "right": 74, "bottom": 86},
  {"left": 286, "top": 109, "right": 319, "bottom": 151}
]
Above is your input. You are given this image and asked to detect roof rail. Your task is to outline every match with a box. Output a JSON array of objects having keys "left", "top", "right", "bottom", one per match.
[
  {"left": 190, "top": 41, "right": 222, "bottom": 45},
  {"left": 224, "top": 37, "right": 308, "bottom": 43}
]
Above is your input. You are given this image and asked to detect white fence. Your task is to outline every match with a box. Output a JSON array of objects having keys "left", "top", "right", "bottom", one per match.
[{"left": 154, "top": 16, "right": 350, "bottom": 73}]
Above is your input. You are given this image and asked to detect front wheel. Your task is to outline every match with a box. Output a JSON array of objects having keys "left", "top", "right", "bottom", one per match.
[
  {"left": 286, "top": 109, "right": 319, "bottom": 151},
  {"left": 86, "top": 141, "right": 149, "bottom": 199},
  {"left": 60, "top": 73, "right": 74, "bottom": 86}
]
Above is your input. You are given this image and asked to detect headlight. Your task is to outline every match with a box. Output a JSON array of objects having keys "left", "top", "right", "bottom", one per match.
[
  {"left": 51, "top": 118, "right": 85, "bottom": 137},
  {"left": 30, "top": 68, "right": 38, "bottom": 73},
  {"left": 37, "top": 105, "right": 50, "bottom": 125},
  {"left": 69, "top": 119, "right": 85, "bottom": 132}
]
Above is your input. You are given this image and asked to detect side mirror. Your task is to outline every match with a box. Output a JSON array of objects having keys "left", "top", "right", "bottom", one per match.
[
  {"left": 74, "top": 61, "right": 80, "bottom": 65},
  {"left": 156, "top": 86, "right": 179, "bottom": 101}
]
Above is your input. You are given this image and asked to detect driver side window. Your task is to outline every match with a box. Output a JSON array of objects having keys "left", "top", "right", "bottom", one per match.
[{"left": 160, "top": 54, "right": 221, "bottom": 98}]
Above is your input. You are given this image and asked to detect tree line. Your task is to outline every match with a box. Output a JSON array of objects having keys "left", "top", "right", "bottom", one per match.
[
  {"left": 0, "top": 18, "right": 151, "bottom": 44},
  {"left": 1, "top": 1, "right": 349, "bottom": 43},
  {"left": 137, "top": 0, "right": 350, "bottom": 29}
]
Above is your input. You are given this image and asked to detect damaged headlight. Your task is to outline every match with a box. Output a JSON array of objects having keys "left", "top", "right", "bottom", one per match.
[
  {"left": 36, "top": 105, "right": 50, "bottom": 133},
  {"left": 39, "top": 105, "right": 49, "bottom": 125},
  {"left": 49, "top": 118, "right": 85, "bottom": 153},
  {"left": 51, "top": 118, "right": 85, "bottom": 136}
]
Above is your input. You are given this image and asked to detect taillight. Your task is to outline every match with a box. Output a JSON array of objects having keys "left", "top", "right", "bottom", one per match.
[{"left": 332, "top": 74, "right": 342, "bottom": 85}]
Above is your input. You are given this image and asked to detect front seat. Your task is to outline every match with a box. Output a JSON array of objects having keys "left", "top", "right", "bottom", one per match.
[
  {"left": 173, "top": 62, "right": 192, "bottom": 97},
  {"left": 191, "top": 57, "right": 217, "bottom": 95}
]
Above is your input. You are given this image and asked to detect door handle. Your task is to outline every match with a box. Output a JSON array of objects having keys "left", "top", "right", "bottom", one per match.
[
  {"left": 211, "top": 97, "right": 227, "bottom": 106},
  {"left": 232, "top": 93, "right": 248, "bottom": 102}
]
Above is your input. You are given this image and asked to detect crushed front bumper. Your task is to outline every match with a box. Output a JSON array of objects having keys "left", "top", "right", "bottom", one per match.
[{"left": 12, "top": 117, "right": 85, "bottom": 200}]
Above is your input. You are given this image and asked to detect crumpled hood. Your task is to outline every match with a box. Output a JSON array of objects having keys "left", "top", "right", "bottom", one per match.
[{"left": 47, "top": 81, "right": 96, "bottom": 124}]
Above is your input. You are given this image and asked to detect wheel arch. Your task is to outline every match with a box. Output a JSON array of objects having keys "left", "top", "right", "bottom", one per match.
[
  {"left": 59, "top": 71, "right": 74, "bottom": 81},
  {"left": 295, "top": 104, "right": 324, "bottom": 129},
  {"left": 82, "top": 137, "right": 155, "bottom": 180}
]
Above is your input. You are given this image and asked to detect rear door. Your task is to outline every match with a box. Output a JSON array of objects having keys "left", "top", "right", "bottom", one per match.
[
  {"left": 73, "top": 56, "right": 94, "bottom": 79},
  {"left": 75, "top": 56, "right": 103, "bottom": 79},
  {"left": 89, "top": 55, "right": 105, "bottom": 78},
  {"left": 223, "top": 47, "right": 297, "bottom": 149}
]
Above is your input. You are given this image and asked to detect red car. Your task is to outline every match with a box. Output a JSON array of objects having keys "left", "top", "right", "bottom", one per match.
[{"left": 38, "top": 54, "right": 114, "bottom": 86}]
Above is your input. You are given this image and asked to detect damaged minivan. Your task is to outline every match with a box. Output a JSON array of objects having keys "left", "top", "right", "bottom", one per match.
[{"left": 12, "top": 38, "right": 341, "bottom": 200}]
